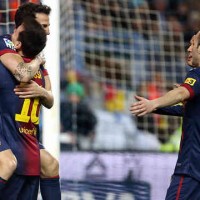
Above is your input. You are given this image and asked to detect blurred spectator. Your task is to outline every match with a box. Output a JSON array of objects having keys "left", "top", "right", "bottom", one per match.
[
  {"left": 176, "top": 1, "right": 189, "bottom": 27},
  {"left": 103, "top": 84, "right": 126, "bottom": 112},
  {"left": 131, "top": 0, "right": 148, "bottom": 8},
  {"left": 60, "top": 79, "right": 97, "bottom": 150},
  {"left": 9, "top": 0, "right": 18, "bottom": 22},
  {"left": 149, "top": 0, "right": 169, "bottom": 31},
  {"left": 135, "top": 72, "right": 181, "bottom": 143},
  {"left": 93, "top": 107, "right": 161, "bottom": 151},
  {"left": 184, "top": 10, "right": 200, "bottom": 46},
  {"left": 0, "top": 0, "right": 40, "bottom": 34},
  {"left": 167, "top": 15, "right": 183, "bottom": 33},
  {"left": 0, "top": 1, "right": 7, "bottom": 34},
  {"left": 108, "top": 1, "right": 130, "bottom": 29},
  {"left": 129, "top": 5, "right": 150, "bottom": 88}
]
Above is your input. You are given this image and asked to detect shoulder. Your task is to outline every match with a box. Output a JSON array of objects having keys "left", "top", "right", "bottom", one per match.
[
  {"left": 185, "top": 68, "right": 200, "bottom": 80},
  {"left": 182, "top": 68, "right": 200, "bottom": 96},
  {"left": 188, "top": 67, "right": 200, "bottom": 74},
  {"left": 0, "top": 34, "right": 16, "bottom": 56}
]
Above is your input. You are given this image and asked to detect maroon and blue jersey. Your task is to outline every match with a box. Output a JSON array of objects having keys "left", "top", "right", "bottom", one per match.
[
  {"left": 163, "top": 67, "right": 200, "bottom": 181},
  {"left": 0, "top": 34, "right": 47, "bottom": 176}
]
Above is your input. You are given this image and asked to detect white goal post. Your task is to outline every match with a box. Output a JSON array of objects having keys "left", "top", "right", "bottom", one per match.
[{"left": 41, "top": 0, "right": 60, "bottom": 159}]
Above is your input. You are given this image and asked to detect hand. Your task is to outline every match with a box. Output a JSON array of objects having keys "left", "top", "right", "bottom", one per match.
[
  {"left": 130, "top": 95, "right": 154, "bottom": 116},
  {"left": 14, "top": 80, "right": 44, "bottom": 98}
]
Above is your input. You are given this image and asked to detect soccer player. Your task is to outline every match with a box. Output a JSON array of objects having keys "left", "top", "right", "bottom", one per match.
[
  {"left": 0, "top": 17, "right": 46, "bottom": 199},
  {"left": 130, "top": 31, "right": 200, "bottom": 199},
  {"left": 13, "top": 3, "right": 61, "bottom": 199}
]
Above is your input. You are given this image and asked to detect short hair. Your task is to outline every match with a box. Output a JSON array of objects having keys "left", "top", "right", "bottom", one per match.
[
  {"left": 15, "top": 2, "right": 51, "bottom": 28},
  {"left": 196, "top": 31, "right": 200, "bottom": 48},
  {"left": 18, "top": 17, "right": 47, "bottom": 58}
]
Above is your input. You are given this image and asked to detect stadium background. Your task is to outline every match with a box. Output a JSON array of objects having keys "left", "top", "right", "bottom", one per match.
[{"left": 0, "top": 0, "right": 199, "bottom": 199}]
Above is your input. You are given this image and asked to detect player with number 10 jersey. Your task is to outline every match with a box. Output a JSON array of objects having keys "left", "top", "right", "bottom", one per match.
[{"left": 0, "top": 34, "right": 48, "bottom": 176}]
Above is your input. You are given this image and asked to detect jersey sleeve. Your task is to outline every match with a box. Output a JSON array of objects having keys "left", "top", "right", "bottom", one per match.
[
  {"left": 154, "top": 104, "right": 184, "bottom": 116},
  {"left": 180, "top": 69, "right": 200, "bottom": 99},
  {"left": 0, "top": 35, "right": 17, "bottom": 56}
]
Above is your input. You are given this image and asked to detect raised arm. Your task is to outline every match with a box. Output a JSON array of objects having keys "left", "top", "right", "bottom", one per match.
[{"left": 0, "top": 52, "right": 44, "bottom": 83}]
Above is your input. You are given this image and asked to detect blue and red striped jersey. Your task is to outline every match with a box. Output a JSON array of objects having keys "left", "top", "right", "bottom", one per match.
[
  {"left": 0, "top": 34, "right": 46, "bottom": 175},
  {"left": 146, "top": 66, "right": 200, "bottom": 181}
]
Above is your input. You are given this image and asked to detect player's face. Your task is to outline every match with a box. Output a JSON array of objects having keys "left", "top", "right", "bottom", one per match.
[
  {"left": 35, "top": 13, "right": 50, "bottom": 35},
  {"left": 187, "top": 32, "right": 200, "bottom": 67}
]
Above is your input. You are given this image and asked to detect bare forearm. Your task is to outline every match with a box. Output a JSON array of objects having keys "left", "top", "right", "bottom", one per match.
[
  {"left": 152, "top": 87, "right": 189, "bottom": 110},
  {"left": 40, "top": 88, "right": 54, "bottom": 109},
  {"left": 14, "top": 79, "right": 53, "bottom": 108},
  {"left": 130, "top": 87, "right": 190, "bottom": 116},
  {"left": 13, "top": 59, "right": 41, "bottom": 82},
  {"left": 1, "top": 53, "right": 43, "bottom": 83}
]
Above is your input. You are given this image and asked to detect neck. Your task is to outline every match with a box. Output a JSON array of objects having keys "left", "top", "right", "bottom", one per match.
[{"left": 16, "top": 50, "right": 24, "bottom": 57}]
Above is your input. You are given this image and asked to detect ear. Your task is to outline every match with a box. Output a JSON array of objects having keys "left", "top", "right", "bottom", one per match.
[{"left": 14, "top": 41, "right": 22, "bottom": 50}]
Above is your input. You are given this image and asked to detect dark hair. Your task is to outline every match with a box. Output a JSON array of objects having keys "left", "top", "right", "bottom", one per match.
[
  {"left": 15, "top": 2, "right": 51, "bottom": 28},
  {"left": 18, "top": 17, "right": 47, "bottom": 58}
]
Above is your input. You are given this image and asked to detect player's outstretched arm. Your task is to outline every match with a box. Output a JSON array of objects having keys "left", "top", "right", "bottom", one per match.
[
  {"left": 0, "top": 53, "right": 44, "bottom": 83},
  {"left": 130, "top": 86, "right": 190, "bottom": 116},
  {"left": 153, "top": 83, "right": 184, "bottom": 116}
]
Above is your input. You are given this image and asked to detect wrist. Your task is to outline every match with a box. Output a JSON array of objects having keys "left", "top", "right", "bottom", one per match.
[
  {"left": 152, "top": 99, "right": 159, "bottom": 110},
  {"left": 39, "top": 86, "right": 47, "bottom": 99}
]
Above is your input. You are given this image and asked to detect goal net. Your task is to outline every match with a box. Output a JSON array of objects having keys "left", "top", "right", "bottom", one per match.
[
  {"left": 60, "top": 0, "right": 186, "bottom": 148},
  {"left": 59, "top": 2, "right": 186, "bottom": 198},
  {"left": 0, "top": 0, "right": 188, "bottom": 199},
  {"left": 0, "top": 0, "right": 40, "bottom": 34},
  {"left": 0, "top": 0, "right": 186, "bottom": 150}
]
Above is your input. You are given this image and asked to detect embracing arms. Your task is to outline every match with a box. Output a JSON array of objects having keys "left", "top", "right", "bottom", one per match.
[{"left": 0, "top": 52, "right": 44, "bottom": 82}]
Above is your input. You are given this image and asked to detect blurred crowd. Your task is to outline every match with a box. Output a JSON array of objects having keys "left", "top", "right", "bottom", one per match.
[
  {"left": 60, "top": 70, "right": 97, "bottom": 150},
  {"left": 148, "top": 0, "right": 200, "bottom": 46},
  {"left": 60, "top": 0, "right": 197, "bottom": 151},
  {"left": 83, "top": 0, "right": 200, "bottom": 47},
  {"left": 0, "top": 0, "right": 39, "bottom": 21},
  {"left": 0, "top": 0, "right": 40, "bottom": 34}
]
